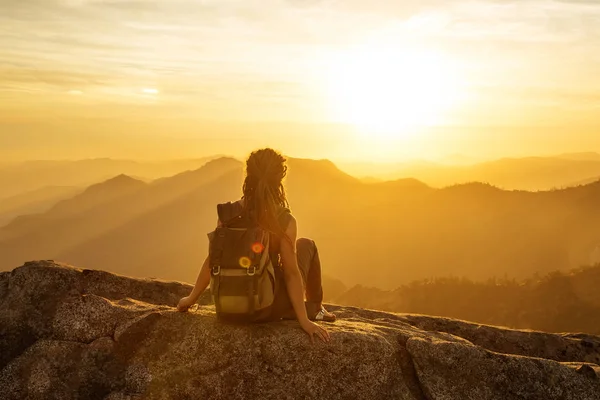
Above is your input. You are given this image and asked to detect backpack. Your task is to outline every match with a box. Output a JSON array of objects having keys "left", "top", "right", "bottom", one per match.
[{"left": 208, "top": 202, "right": 279, "bottom": 322}]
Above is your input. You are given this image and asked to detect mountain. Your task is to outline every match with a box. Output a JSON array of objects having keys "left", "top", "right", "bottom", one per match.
[
  {"left": 0, "top": 157, "right": 217, "bottom": 199},
  {"left": 1, "top": 261, "right": 599, "bottom": 400},
  {"left": 2, "top": 156, "right": 600, "bottom": 292},
  {"left": 556, "top": 152, "right": 600, "bottom": 162},
  {"left": 467, "top": 156, "right": 600, "bottom": 189},
  {"left": 0, "top": 174, "right": 146, "bottom": 241},
  {"left": 0, "top": 186, "right": 81, "bottom": 227},
  {"left": 333, "top": 264, "right": 600, "bottom": 335},
  {"left": 49, "top": 174, "right": 147, "bottom": 217},
  {"left": 569, "top": 175, "right": 600, "bottom": 188},
  {"left": 339, "top": 155, "right": 600, "bottom": 190},
  {"left": 0, "top": 157, "right": 242, "bottom": 273}
]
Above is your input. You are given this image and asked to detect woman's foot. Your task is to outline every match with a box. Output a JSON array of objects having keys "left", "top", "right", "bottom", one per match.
[{"left": 314, "top": 307, "right": 336, "bottom": 323}]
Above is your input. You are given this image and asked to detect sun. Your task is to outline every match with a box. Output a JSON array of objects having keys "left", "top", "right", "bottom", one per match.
[{"left": 323, "top": 45, "right": 463, "bottom": 141}]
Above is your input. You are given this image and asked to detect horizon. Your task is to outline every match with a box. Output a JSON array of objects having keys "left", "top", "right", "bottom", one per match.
[
  {"left": 3, "top": 148, "right": 600, "bottom": 163},
  {"left": 4, "top": 151, "right": 600, "bottom": 195},
  {"left": 2, "top": 149, "right": 600, "bottom": 166}
]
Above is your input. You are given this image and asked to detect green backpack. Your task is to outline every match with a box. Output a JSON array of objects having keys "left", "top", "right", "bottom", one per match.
[{"left": 208, "top": 202, "right": 280, "bottom": 322}]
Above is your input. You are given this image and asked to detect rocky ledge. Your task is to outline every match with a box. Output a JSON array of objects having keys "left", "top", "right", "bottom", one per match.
[{"left": 1, "top": 261, "right": 600, "bottom": 400}]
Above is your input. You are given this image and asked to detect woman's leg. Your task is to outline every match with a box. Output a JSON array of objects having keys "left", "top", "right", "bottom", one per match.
[
  {"left": 271, "top": 238, "right": 334, "bottom": 321},
  {"left": 296, "top": 238, "right": 324, "bottom": 307}
]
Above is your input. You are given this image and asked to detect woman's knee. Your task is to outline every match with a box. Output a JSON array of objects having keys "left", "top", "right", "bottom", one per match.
[{"left": 296, "top": 237, "right": 316, "bottom": 252}]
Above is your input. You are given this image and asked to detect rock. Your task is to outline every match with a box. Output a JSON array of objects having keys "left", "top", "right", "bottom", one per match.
[
  {"left": 1, "top": 261, "right": 600, "bottom": 400},
  {"left": 576, "top": 364, "right": 599, "bottom": 380},
  {"left": 407, "top": 337, "right": 600, "bottom": 400},
  {"left": 397, "top": 313, "right": 600, "bottom": 365},
  {"left": 0, "top": 261, "right": 188, "bottom": 370},
  {"left": 0, "top": 339, "right": 123, "bottom": 400}
]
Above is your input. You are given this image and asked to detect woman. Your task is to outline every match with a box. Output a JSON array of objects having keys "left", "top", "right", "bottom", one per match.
[{"left": 177, "top": 148, "right": 335, "bottom": 343}]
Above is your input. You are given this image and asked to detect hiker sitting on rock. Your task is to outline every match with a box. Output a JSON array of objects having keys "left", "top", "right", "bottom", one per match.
[{"left": 178, "top": 148, "right": 335, "bottom": 343}]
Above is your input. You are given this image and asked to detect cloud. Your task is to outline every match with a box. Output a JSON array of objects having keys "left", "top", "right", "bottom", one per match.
[{"left": 1, "top": 0, "right": 599, "bottom": 119}]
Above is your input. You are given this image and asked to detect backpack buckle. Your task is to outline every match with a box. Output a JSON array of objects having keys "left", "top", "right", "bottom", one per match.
[
  {"left": 247, "top": 266, "right": 256, "bottom": 276},
  {"left": 212, "top": 265, "right": 221, "bottom": 276}
]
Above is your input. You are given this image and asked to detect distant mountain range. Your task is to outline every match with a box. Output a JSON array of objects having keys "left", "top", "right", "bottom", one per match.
[
  {"left": 338, "top": 152, "right": 600, "bottom": 190},
  {"left": 3, "top": 152, "right": 600, "bottom": 202},
  {"left": 0, "top": 186, "right": 81, "bottom": 227},
  {"left": 2, "top": 156, "right": 600, "bottom": 291},
  {"left": 0, "top": 157, "right": 218, "bottom": 199},
  {"left": 555, "top": 152, "right": 600, "bottom": 162}
]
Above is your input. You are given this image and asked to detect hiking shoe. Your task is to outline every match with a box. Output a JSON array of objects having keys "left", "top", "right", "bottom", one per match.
[{"left": 314, "top": 307, "right": 336, "bottom": 322}]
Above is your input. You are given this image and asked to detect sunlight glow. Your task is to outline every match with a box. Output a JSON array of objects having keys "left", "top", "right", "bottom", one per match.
[
  {"left": 142, "top": 88, "right": 160, "bottom": 95},
  {"left": 324, "top": 44, "right": 465, "bottom": 141}
]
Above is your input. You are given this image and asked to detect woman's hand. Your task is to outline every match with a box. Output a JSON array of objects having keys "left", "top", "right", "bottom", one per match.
[
  {"left": 177, "top": 296, "right": 196, "bottom": 313},
  {"left": 300, "top": 319, "right": 331, "bottom": 343}
]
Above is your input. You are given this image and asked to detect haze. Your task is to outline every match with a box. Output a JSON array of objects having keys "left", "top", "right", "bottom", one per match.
[{"left": 2, "top": 0, "right": 600, "bottom": 162}]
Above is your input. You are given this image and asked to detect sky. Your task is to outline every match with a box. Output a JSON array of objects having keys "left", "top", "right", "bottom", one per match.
[{"left": 1, "top": 0, "right": 600, "bottom": 162}]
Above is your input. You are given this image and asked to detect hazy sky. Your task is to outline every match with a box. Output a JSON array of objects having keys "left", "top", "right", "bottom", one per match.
[{"left": 1, "top": 0, "right": 600, "bottom": 162}]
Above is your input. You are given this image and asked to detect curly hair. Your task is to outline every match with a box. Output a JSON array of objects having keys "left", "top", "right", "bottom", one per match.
[{"left": 242, "top": 148, "right": 290, "bottom": 239}]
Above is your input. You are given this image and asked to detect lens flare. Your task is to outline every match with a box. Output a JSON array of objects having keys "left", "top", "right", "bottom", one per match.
[
  {"left": 252, "top": 242, "right": 265, "bottom": 254},
  {"left": 239, "top": 257, "right": 252, "bottom": 269}
]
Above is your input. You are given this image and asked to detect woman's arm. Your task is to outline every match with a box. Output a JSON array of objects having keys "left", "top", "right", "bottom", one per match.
[
  {"left": 177, "top": 255, "right": 211, "bottom": 312},
  {"left": 280, "top": 217, "right": 330, "bottom": 343},
  {"left": 178, "top": 218, "right": 222, "bottom": 312}
]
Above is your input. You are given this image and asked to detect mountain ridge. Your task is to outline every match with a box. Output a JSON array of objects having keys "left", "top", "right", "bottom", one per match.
[
  {"left": 0, "top": 185, "right": 81, "bottom": 227},
  {"left": 6, "top": 153, "right": 600, "bottom": 200},
  {"left": 0, "top": 156, "right": 218, "bottom": 199},
  {"left": 0, "top": 159, "right": 242, "bottom": 268},
  {"left": 3, "top": 157, "right": 600, "bottom": 290},
  {"left": 47, "top": 174, "right": 147, "bottom": 218},
  {"left": 338, "top": 153, "right": 600, "bottom": 190}
]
